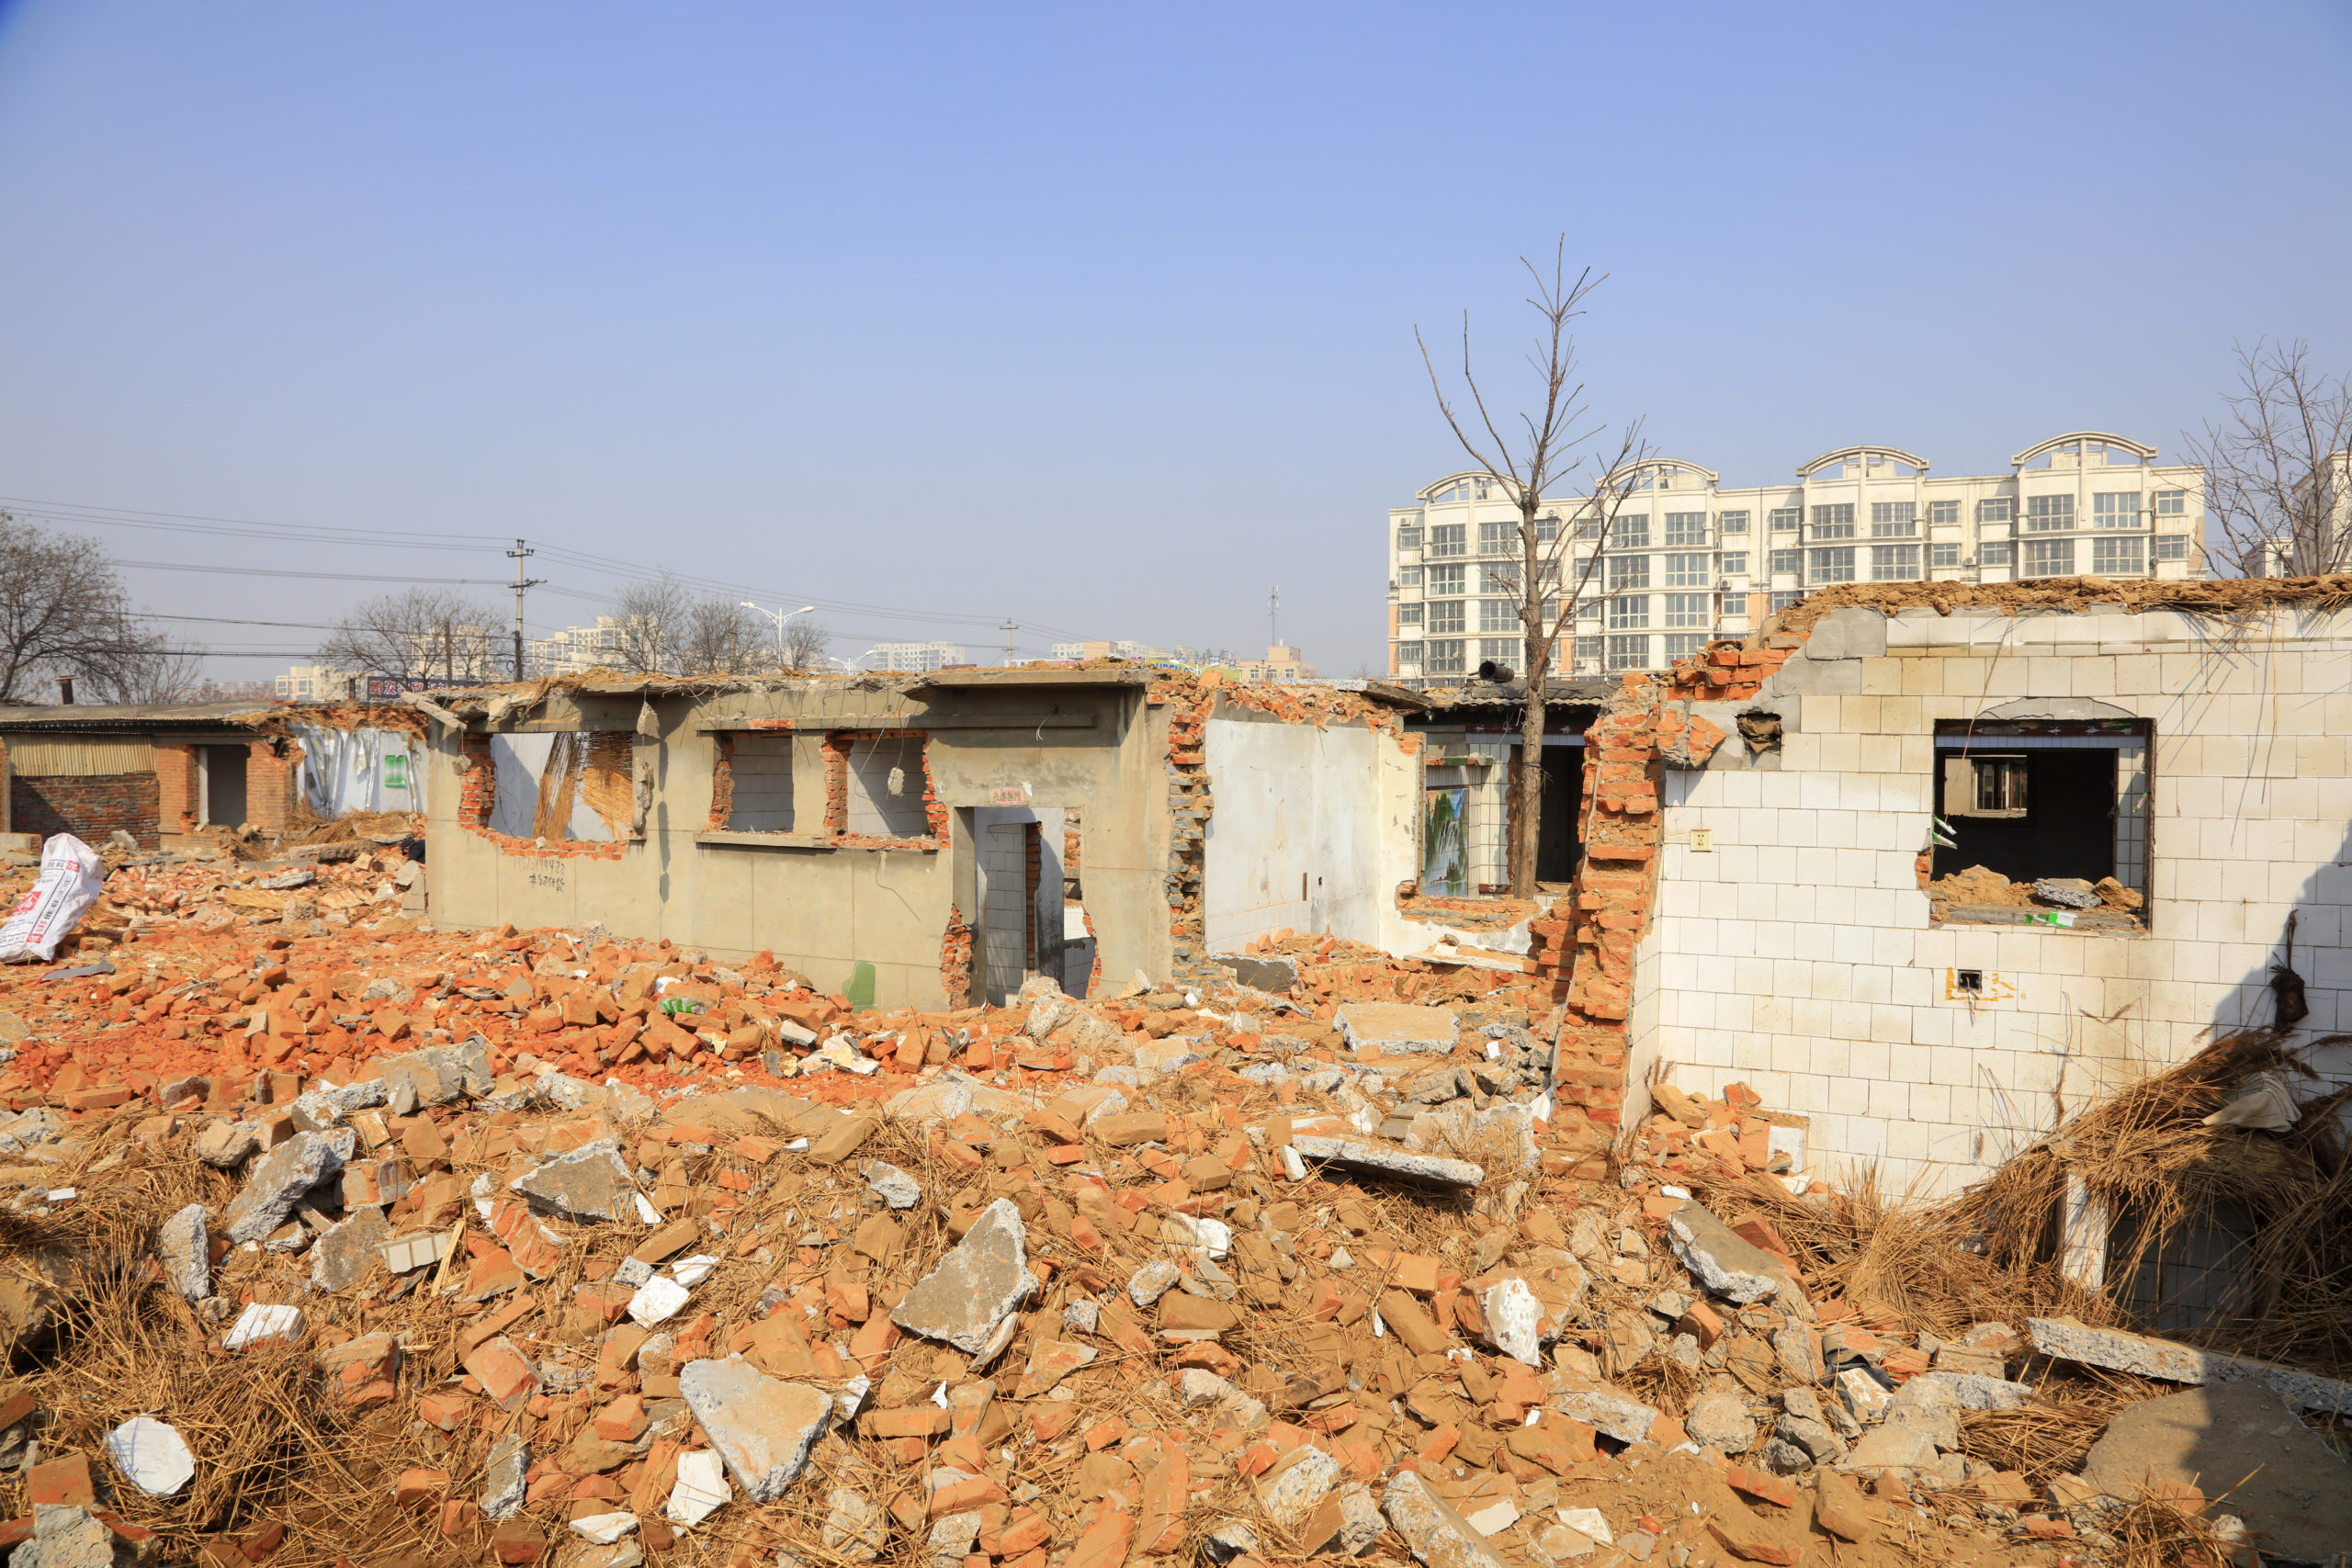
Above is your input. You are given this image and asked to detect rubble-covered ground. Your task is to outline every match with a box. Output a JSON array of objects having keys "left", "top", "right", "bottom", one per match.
[{"left": 0, "top": 840, "right": 2279, "bottom": 1566}]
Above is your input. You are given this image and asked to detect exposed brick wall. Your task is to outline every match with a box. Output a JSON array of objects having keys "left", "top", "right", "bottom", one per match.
[
  {"left": 455, "top": 730, "right": 627, "bottom": 863},
  {"left": 939, "top": 904, "right": 973, "bottom": 1009},
  {"left": 246, "top": 739, "right": 296, "bottom": 832},
  {"left": 1158, "top": 694, "right": 1216, "bottom": 984},
  {"left": 708, "top": 733, "right": 736, "bottom": 829},
  {"left": 10, "top": 773, "right": 160, "bottom": 848},
  {"left": 822, "top": 728, "right": 946, "bottom": 850},
  {"left": 154, "top": 745, "right": 197, "bottom": 837}
]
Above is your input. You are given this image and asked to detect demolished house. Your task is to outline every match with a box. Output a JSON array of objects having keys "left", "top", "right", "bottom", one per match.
[
  {"left": 2, "top": 582, "right": 2350, "bottom": 1565},
  {"left": 0, "top": 699, "right": 426, "bottom": 851},
  {"left": 410, "top": 668, "right": 1442, "bottom": 1010}
]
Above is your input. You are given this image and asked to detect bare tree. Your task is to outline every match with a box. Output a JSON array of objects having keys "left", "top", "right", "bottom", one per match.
[
  {"left": 2185, "top": 339, "right": 2352, "bottom": 578},
  {"left": 318, "top": 588, "right": 504, "bottom": 684},
  {"left": 782, "top": 618, "right": 831, "bottom": 672},
  {"left": 1419, "top": 242, "right": 1650, "bottom": 897},
  {"left": 607, "top": 573, "right": 694, "bottom": 674},
  {"left": 90, "top": 643, "right": 209, "bottom": 705},
  {"left": 673, "top": 596, "right": 775, "bottom": 675},
  {"left": 0, "top": 513, "right": 201, "bottom": 704}
]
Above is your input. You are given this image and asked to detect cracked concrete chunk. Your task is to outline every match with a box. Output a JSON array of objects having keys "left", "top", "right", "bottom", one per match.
[
  {"left": 1550, "top": 1387, "right": 1660, "bottom": 1446},
  {"left": 17, "top": 1503, "right": 128, "bottom": 1568},
  {"left": 1287, "top": 1135, "right": 1482, "bottom": 1190},
  {"left": 195, "top": 1119, "right": 264, "bottom": 1169},
  {"left": 1380, "top": 1469, "right": 1513, "bottom": 1568},
  {"left": 512, "top": 1138, "right": 638, "bottom": 1222},
  {"left": 310, "top": 1208, "right": 391, "bottom": 1293},
  {"left": 1684, "top": 1390, "right": 1756, "bottom": 1452},
  {"left": 482, "top": 1434, "right": 528, "bottom": 1520},
  {"left": 1336, "top": 1003, "right": 1459, "bottom": 1057},
  {"left": 1128, "top": 1259, "right": 1181, "bottom": 1308},
  {"left": 892, "top": 1199, "right": 1032, "bottom": 1353},
  {"left": 821, "top": 1487, "right": 887, "bottom": 1561},
  {"left": 158, "top": 1204, "right": 209, "bottom": 1303},
  {"left": 222, "top": 1131, "right": 352, "bottom": 1246},
  {"left": 1257, "top": 1445, "right": 1340, "bottom": 1529},
  {"left": 1665, "top": 1201, "right": 1788, "bottom": 1304},
  {"left": 861, "top": 1160, "right": 921, "bottom": 1210},
  {"left": 1329, "top": 1483, "right": 1384, "bottom": 1555},
  {"left": 1481, "top": 1276, "right": 1544, "bottom": 1367},
  {"left": 679, "top": 1357, "right": 831, "bottom": 1502}
]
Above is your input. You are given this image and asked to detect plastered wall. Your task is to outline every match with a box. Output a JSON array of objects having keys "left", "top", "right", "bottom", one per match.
[
  {"left": 1200, "top": 710, "right": 1423, "bottom": 955},
  {"left": 1642, "top": 604, "right": 2352, "bottom": 1198},
  {"left": 424, "top": 682, "right": 1170, "bottom": 1009}
]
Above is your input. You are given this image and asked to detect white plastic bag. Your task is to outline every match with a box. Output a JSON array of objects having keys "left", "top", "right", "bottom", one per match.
[{"left": 0, "top": 833, "right": 106, "bottom": 964}]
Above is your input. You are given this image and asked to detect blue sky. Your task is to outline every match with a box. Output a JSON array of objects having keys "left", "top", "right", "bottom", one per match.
[{"left": 1, "top": 1, "right": 2346, "bottom": 678}]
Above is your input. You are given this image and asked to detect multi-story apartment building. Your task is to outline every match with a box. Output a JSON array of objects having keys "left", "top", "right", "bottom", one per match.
[
  {"left": 867, "top": 641, "right": 967, "bottom": 673},
  {"left": 275, "top": 664, "right": 360, "bottom": 701},
  {"left": 1386, "top": 431, "right": 2208, "bottom": 683}
]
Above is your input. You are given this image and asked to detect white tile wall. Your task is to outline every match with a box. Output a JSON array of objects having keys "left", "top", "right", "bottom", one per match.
[{"left": 1641, "top": 604, "right": 2352, "bottom": 1198}]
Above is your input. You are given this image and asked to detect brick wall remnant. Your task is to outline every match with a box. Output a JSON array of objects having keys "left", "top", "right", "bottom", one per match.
[
  {"left": 7, "top": 773, "right": 160, "bottom": 848},
  {"left": 939, "top": 904, "right": 974, "bottom": 1009}
]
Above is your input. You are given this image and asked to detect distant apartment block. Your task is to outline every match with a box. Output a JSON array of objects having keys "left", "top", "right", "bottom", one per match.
[
  {"left": 866, "top": 641, "right": 967, "bottom": 673},
  {"left": 276, "top": 664, "right": 360, "bottom": 701},
  {"left": 1387, "top": 431, "right": 2208, "bottom": 684},
  {"left": 1049, "top": 639, "right": 1239, "bottom": 667}
]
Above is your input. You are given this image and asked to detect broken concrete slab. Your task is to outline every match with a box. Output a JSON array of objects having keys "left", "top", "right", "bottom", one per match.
[
  {"left": 481, "top": 1434, "right": 528, "bottom": 1519},
  {"left": 1214, "top": 953, "right": 1298, "bottom": 993},
  {"left": 678, "top": 1357, "right": 832, "bottom": 1503},
  {"left": 1380, "top": 1469, "right": 1513, "bottom": 1568},
  {"left": 1287, "top": 1134, "right": 1482, "bottom": 1190},
  {"left": 2081, "top": 1380, "right": 2352, "bottom": 1565},
  {"left": 861, "top": 1160, "right": 921, "bottom": 1211},
  {"left": 892, "top": 1198, "right": 1032, "bottom": 1354},
  {"left": 1258, "top": 1445, "right": 1340, "bottom": 1529},
  {"left": 222, "top": 1130, "right": 352, "bottom": 1246},
  {"left": 822, "top": 1486, "right": 887, "bottom": 1561},
  {"left": 158, "top": 1203, "right": 209, "bottom": 1303},
  {"left": 2028, "top": 1316, "right": 2352, "bottom": 1416},
  {"left": 511, "top": 1139, "right": 639, "bottom": 1223},
  {"left": 1549, "top": 1387, "right": 1661, "bottom": 1446},
  {"left": 1336, "top": 1003, "right": 1459, "bottom": 1057},
  {"left": 1909, "top": 1371, "right": 2034, "bottom": 1411},
  {"left": 1664, "top": 1200, "right": 1789, "bottom": 1304},
  {"left": 309, "top": 1208, "right": 391, "bottom": 1293}
]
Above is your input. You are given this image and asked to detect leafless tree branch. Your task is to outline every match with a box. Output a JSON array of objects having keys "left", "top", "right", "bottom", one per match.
[{"left": 2184, "top": 338, "right": 2352, "bottom": 577}]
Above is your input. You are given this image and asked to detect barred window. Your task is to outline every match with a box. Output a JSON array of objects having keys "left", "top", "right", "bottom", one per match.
[
  {"left": 1396, "top": 523, "right": 1424, "bottom": 550},
  {"left": 1605, "top": 635, "right": 1650, "bottom": 671},
  {"left": 1427, "top": 601, "right": 1465, "bottom": 635},
  {"left": 1768, "top": 508, "right": 1802, "bottom": 533},
  {"left": 2154, "top": 535, "right": 2188, "bottom": 560},
  {"left": 1397, "top": 565, "right": 1422, "bottom": 588},
  {"left": 1395, "top": 640, "right": 1423, "bottom": 664},
  {"left": 1769, "top": 548, "right": 1803, "bottom": 576},
  {"left": 1931, "top": 543, "right": 1962, "bottom": 569},
  {"left": 2154, "top": 489, "right": 2186, "bottom": 515},
  {"left": 1929, "top": 500, "right": 1961, "bottom": 525},
  {"left": 1977, "top": 497, "right": 2014, "bottom": 524},
  {"left": 1664, "top": 552, "right": 1710, "bottom": 588},
  {"left": 1871, "top": 544, "right": 1921, "bottom": 581},
  {"left": 1981, "top": 541, "right": 2016, "bottom": 567},
  {"left": 1613, "top": 514, "right": 1651, "bottom": 549},
  {"left": 1809, "top": 547, "right": 1857, "bottom": 584},
  {"left": 1478, "top": 520, "right": 1515, "bottom": 555},
  {"left": 1665, "top": 512, "right": 1708, "bottom": 547},
  {"left": 1428, "top": 563, "right": 1465, "bottom": 595},
  {"left": 1424, "top": 638, "right": 1465, "bottom": 675},
  {"left": 1721, "top": 551, "right": 1749, "bottom": 577},
  {"left": 2092, "top": 491, "right": 2143, "bottom": 528},
  {"left": 2025, "top": 494, "right": 2075, "bottom": 531},
  {"left": 1479, "top": 599, "right": 1516, "bottom": 633},
  {"left": 1608, "top": 593, "right": 1650, "bottom": 629},
  {"left": 1717, "top": 510, "right": 1750, "bottom": 535},
  {"left": 1664, "top": 633, "right": 1708, "bottom": 660},
  {"left": 2091, "top": 536, "right": 2144, "bottom": 575},
  {"left": 1397, "top": 603, "right": 1423, "bottom": 626},
  {"left": 1870, "top": 502, "right": 1916, "bottom": 536},
  {"left": 1429, "top": 523, "right": 1466, "bottom": 557},
  {"left": 1665, "top": 592, "right": 1710, "bottom": 628},
  {"left": 1608, "top": 554, "right": 1651, "bottom": 592},
  {"left": 1810, "top": 503, "right": 1856, "bottom": 539},
  {"left": 2022, "top": 537, "right": 2075, "bottom": 577}
]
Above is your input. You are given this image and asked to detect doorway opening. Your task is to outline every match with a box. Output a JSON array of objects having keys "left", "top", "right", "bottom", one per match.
[
  {"left": 199, "top": 745, "right": 249, "bottom": 829},
  {"left": 966, "top": 805, "right": 1091, "bottom": 1005}
]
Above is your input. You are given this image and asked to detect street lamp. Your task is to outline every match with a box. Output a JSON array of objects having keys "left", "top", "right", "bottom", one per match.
[{"left": 741, "top": 602, "right": 816, "bottom": 665}]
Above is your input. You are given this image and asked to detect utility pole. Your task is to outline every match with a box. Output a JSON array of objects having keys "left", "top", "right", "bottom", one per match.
[
  {"left": 1269, "top": 584, "right": 1280, "bottom": 649},
  {"left": 506, "top": 539, "right": 543, "bottom": 681},
  {"left": 1001, "top": 619, "right": 1018, "bottom": 667}
]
